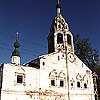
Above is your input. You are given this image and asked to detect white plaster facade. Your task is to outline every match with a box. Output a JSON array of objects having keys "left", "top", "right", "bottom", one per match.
[
  {"left": 0, "top": 52, "right": 95, "bottom": 100},
  {"left": 0, "top": 1, "right": 95, "bottom": 100}
]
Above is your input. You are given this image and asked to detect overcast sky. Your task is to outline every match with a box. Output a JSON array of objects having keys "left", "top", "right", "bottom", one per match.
[{"left": 0, "top": 0, "right": 100, "bottom": 64}]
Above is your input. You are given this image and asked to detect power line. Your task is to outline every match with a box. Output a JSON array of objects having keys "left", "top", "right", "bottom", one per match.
[
  {"left": 0, "top": 31, "right": 47, "bottom": 50},
  {"left": 20, "top": 37, "right": 47, "bottom": 50},
  {"left": 0, "top": 31, "right": 48, "bottom": 63},
  {"left": 0, "top": 31, "right": 47, "bottom": 54},
  {"left": 20, "top": 38, "right": 46, "bottom": 55}
]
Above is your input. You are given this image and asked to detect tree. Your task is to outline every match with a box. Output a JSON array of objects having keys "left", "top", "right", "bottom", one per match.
[
  {"left": 74, "top": 34, "right": 99, "bottom": 67},
  {"left": 74, "top": 34, "right": 100, "bottom": 99},
  {"left": 91, "top": 63, "right": 100, "bottom": 100}
]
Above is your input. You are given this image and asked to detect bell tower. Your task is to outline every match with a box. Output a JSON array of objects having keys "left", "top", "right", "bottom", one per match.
[{"left": 48, "top": 0, "right": 74, "bottom": 54}]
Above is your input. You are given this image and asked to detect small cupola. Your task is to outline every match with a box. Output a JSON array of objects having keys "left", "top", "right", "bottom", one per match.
[{"left": 11, "top": 32, "right": 20, "bottom": 65}]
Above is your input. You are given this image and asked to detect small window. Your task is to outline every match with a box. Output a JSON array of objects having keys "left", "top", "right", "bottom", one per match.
[
  {"left": 57, "top": 33, "right": 63, "bottom": 44},
  {"left": 67, "top": 34, "right": 71, "bottom": 45},
  {"left": 43, "top": 62, "right": 45, "bottom": 66},
  {"left": 77, "top": 82, "right": 80, "bottom": 88},
  {"left": 58, "top": 56, "right": 60, "bottom": 60},
  {"left": 84, "top": 83, "right": 87, "bottom": 89},
  {"left": 51, "top": 80, "right": 55, "bottom": 86},
  {"left": 17, "top": 75, "right": 23, "bottom": 83},
  {"left": 60, "top": 80, "right": 64, "bottom": 87},
  {"left": 94, "top": 87, "right": 96, "bottom": 91},
  {"left": 71, "top": 83, "right": 73, "bottom": 86}
]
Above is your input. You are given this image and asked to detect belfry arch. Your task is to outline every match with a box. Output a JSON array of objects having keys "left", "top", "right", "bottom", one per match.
[
  {"left": 67, "top": 34, "right": 72, "bottom": 45},
  {"left": 57, "top": 33, "right": 63, "bottom": 44}
]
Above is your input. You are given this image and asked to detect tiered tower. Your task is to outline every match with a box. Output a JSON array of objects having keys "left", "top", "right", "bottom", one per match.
[{"left": 48, "top": 0, "right": 74, "bottom": 54}]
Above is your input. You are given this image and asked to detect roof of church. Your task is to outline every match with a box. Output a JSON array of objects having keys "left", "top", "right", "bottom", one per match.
[
  {"left": 12, "top": 49, "right": 20, "bottom": 57},
  {"left": 24, "top": 58, "right": 40, "bottom": 69}
]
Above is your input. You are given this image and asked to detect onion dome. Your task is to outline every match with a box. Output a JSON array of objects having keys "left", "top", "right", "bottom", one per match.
[
  {"left": 14, "top": 40, "right": 20, "bottom": 48},
  {"left": 12, "top": 32, "right": 20, "bottom": 57}
]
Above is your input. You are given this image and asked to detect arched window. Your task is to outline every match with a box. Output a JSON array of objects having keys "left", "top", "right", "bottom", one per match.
[
  {"left": 49, "top": 70, "right": 66, "bottom": 88},
  {"left": 83, "top": 75, "right": 88, "bottom": 89},
  {"left": 77, "top": 81, "right": 80, "bottom": 88},
  {"left": 76, "top": 73, "right": 82, "bottom": 89},
  {"left": 49, "top": 69, "right": 58, "bottom": 87},
  {"left": 70, "top": 78, "right": 75, "bottom": 89},
  {"left": 60, "top": 80, "right": 64, "bottom": 87},
  {"left": 84, "top": 83, "right": 87, "bottom": 89},
  {"left": 57, "top": 33, "right": 63, "bottom": 44},
  {"left": 67, "top": 34, "right": 71, "bottom": 45}
]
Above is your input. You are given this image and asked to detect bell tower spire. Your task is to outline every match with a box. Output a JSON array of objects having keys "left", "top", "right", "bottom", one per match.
[
  {"left": 11, "top": 32, "right": 20, "bottom": 65},
  {"left": 56, "top": 0, "right": 61, "bottom": 14}
]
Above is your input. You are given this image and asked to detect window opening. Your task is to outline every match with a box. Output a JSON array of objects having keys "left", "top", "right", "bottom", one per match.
[
  {"left": 84, "top": 83, "right": 87, "bottom": 89},
  {"left": 51, "top": 80, "right": 55, "bottom": 86},
  {"left": 94, "top": 87, "right": 96, "bottom": 91},
  {"left": 43, "top": 62, "right": 45, "bottom": 66},
  {"left": 71, "top": 83, "right": 73, "bottom": 86},
  {"left": 77, "top": 82, "right": 80, "bottom": 88},
  {"left": 17, "top": 75, "right": 23, "bottom": 83},
  {"left": 60, "top": 80, "right": 64, "bottom": 87},
  {"left": 67, "top": 34, "right": 71, "bottom": 45},
  {"left": 57, "top": 33, "right": 63, "bottom": 44},
  {"left": 58, "top": 56, "right": 60, "bottom": 60}
]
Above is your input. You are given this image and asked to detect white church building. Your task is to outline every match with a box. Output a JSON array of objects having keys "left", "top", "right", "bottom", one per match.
[{"left": 0, "top": 1, "right": 95, "bottom": 100}]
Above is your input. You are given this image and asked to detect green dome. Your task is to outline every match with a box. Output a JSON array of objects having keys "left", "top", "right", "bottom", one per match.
[
  {"left": 12, "top": 49, "right": 20, "bottom": 57},
  {"left": 12, "top": 33, "right": 20, "bottom": 57},
  {"left": 14, "top": 41, "right": 20, "bottom": 48}
]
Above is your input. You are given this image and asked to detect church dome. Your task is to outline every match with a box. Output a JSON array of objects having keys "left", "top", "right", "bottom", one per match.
[
  {"left": 11, "top": 34, "right": 20, "bottom": 57},
  {"left": 14, "top": 41, "right": 20, "bottom": 48}
]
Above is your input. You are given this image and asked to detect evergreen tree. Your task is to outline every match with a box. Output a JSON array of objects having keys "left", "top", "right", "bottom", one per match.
[
  {"left": 74, "top": 34, "right": 99, "bottom": 67},
  {"left": 74, "top": 34, "right": 100, "bottom": 99}
]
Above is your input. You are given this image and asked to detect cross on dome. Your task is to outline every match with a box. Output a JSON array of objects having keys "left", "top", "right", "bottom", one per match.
[
  {"left": 16, "top": 32, "right": 19, "bottom": 41},
  {"left": 58, "top": 0, "right": 60, "bottom": 4}
]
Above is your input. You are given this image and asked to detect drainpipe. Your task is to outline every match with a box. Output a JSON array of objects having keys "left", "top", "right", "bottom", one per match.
[{"left": 65, "top": 46, "right": 70, "bottom": 100}]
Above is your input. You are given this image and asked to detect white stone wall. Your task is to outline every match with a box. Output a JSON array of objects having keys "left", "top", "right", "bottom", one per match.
[
  {"left": 38, "top": 52, "right": 95, "bottom": 100},
  {"left": 1, "top": 63, "right": 40, "bottom": 100},
  {"left": 67, "top": 54, "right": 95, "bottom": 100},
  {"left": 1, "top": 52, "right": 95, "bottom": 100}
]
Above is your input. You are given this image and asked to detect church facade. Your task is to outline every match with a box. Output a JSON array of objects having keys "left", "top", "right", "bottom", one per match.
[{"left": 0, "top": 1, "right": 95, "bottom": 100}]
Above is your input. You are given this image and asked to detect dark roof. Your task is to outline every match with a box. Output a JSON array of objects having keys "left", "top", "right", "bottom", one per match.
[{"left": 24, "top": 58, "right": 40, "bottom": 69}]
